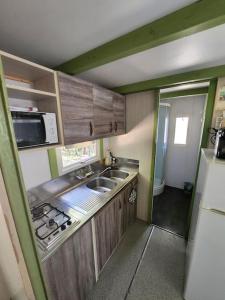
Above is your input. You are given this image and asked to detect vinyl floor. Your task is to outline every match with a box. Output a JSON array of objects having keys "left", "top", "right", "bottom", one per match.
[
  {"left": 152, "top": 185, "right": 191, "bottom": 237},
  {"left": 88, "top": 222, "right": 186, "bottom": 300}
]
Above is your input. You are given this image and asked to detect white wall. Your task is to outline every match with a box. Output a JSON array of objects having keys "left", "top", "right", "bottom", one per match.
[
  {"left": 19, "top": 149, "right": 51, "bottom": 190},
  {"left": 162, "top": 95, "right": 206, "bottom": 189},
  {"left": 107, "top": 91, "right": 156, "bottom": 221}
]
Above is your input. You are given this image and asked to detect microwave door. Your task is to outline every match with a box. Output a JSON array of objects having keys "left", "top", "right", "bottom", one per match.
[{"left": 13, "top": 115, "right": 47, "bottom": 148}]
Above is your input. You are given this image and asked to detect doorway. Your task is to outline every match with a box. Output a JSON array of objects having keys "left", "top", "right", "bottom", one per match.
[{"left": 152, "top": 93, "right": 207, "bottom": 237}]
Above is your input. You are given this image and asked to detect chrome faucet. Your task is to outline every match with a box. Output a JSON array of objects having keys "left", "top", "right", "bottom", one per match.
[{"left": 98, "top": 166, "right": 112, "bottom": 177}]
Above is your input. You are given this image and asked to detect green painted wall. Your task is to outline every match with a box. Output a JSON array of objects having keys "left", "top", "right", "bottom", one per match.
[
  {"left": 99, "top": 138, "right": 104, "bottom": 160},
  {"left": 186, "top": 79, "right": 217, "bottom": 236},
  {"left": 0, "top": 58, "right": 47, "bottom": 299},
  {"left": 48, "top": 149, "right": 59, "bottom": 178},
  {"left": 148, "top": 90, "right": 160, "bottom": 223}
]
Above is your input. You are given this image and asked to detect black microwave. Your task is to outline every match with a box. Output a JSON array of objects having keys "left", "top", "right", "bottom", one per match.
[{"left": 11, "top": 111, "right": 58, "bottom": 149}]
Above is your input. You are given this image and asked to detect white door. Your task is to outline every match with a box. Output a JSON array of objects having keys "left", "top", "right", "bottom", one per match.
[{"left": 163, "top": 95, "right": 206, "bottom": 189}]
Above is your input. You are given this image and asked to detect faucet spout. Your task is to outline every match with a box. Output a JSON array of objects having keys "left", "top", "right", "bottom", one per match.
[{"left": 99, "top": 166, "right": 112, "bottom": 177}]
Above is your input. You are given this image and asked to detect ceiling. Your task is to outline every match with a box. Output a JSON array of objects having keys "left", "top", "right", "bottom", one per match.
[
  {"left": 0, "top": 0, "right": 195, "bottom": 67},
  {"left": 80, "top": 24, "right": 225, "bottom": 88},
  {"left": 1, "top": 0, "right": 225, "bottom": 89}
]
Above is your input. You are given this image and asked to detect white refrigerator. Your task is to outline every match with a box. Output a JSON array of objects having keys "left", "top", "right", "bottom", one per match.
[{"left": 184, "top": 149, "right": 225, "bottom": 300}]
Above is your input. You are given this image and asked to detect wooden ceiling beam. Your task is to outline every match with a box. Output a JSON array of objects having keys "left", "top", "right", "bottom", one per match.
[
  {"left": 113, "top": 64, "right": 225, "bottom": 94},
  {"left": 57, "top": 0, "right": 225, "bottom": 75}
]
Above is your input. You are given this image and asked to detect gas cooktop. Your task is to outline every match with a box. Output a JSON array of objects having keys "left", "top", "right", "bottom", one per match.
[{"left": 31, "top": 203, "right": 80, "bottom": 250}]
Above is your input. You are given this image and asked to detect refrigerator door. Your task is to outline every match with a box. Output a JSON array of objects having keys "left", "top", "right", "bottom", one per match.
[
  {"left": 184, "top": 208, "right": 225, "bottom": 300},
  {"left": 200, "top": 149, "right": 225, "bottom": 212}
]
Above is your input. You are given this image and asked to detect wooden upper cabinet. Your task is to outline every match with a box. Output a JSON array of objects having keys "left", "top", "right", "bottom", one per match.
[
  {"left": 57, "top": 72, "right": 126, "bottom": 145},
  {"left": 113, "top": 93, "right": 126, "bottom": 135},
  {"left": 57, "top": 72, "right": 94, "bottom": 145},
  {"left": 93, "top": 86, "right": 114, "bottom": 137}
]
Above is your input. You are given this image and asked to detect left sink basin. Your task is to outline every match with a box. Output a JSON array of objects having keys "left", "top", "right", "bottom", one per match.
[{"left": 86, "top": 177, "right": 117, "bottom": 193}]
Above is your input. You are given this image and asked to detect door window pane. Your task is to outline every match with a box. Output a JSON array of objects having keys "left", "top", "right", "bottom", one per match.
[{"left": 174, "top": 117, "right": 189, "bottom": 145}]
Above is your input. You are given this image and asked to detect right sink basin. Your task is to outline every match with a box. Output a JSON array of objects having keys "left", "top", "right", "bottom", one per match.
[{"left": 102, "top": 169, "right": 129, "bottom": 181}]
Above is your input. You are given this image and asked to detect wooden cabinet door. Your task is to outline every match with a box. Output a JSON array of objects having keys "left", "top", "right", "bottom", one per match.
[
  {"left": 58, "top": 72, "right": 94, "bottom": 144},
  {"left": 113, "top": 93, "right": 126, "bottom": 135},
  {"left": 42, "top": 220, "right": 96, "bottom": 300},
  {"left": 116, "top": 191, "right": 126, "bottom": 241},
  {"left": 124, "top": 178, "right": 138, "bottom": 227},
  {"left": 93, "top": 86, "right": 114, "bottom": 137},
  {"left": 94, "top": 195, "right": 119, "bottom": 272}
]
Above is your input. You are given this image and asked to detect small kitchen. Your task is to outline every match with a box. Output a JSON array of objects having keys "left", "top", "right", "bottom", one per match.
[
  {"left": 1, "top": 1, "right": 225, "bottom": 300},
  {"left": 0, "top": 51, "right": 141, "bottom": 299}
]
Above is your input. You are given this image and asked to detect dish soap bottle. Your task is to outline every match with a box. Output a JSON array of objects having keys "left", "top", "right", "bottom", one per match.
[{"left": 105, "top": 149, "right": 111, "bottom": 166}]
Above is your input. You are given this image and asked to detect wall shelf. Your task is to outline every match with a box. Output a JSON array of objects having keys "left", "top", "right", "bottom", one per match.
[
  {"left": 0, "top": 50, "right": 64, "bottom": 149},
  {"left": 6, "top": 84, "right": 57, "bottom": 101}
]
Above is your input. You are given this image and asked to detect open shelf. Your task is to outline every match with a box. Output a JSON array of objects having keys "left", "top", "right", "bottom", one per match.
[
  {"left": 0, "top": 50, "right": 64, "bottom": 149},
  {"left": 6, "top": 84, "right": 57, "bottom": 101},
  {"left": 1, "top": 51, "right": 56, "bottom": 94}
]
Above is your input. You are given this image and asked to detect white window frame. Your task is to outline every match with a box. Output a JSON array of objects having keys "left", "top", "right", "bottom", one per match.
[
  {"left": 173, "top": 116, "right": 189, "bottom": 146},
  {"left": 56, "top": 140, "right": 100, "bottom": 175}
]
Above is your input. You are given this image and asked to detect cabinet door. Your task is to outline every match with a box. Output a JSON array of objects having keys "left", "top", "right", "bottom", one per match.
[
  {"left": 124, "top": 178, "right": 138, "bottom": 226},
  {"left": 58, "top": 72, "right": 94, "bottom": 144},
  {"left": 42, "top": 220, "right": 96, "bottom": 300},
  {"left": 93, "top": 86, "right": 114, "bottom": 137},
  {"left": 94, "top": 195, "right": 119, "bottom": 272},
  {"left": 116, "top": 191, "right": 126, "bottom": 241},
  {"left": 113, "top": 93, "right": 126, "bottom": 135}
]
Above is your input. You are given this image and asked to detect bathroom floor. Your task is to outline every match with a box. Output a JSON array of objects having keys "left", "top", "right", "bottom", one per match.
[{"left": 152, "top": 185, "right": 191, "bottom": 237}]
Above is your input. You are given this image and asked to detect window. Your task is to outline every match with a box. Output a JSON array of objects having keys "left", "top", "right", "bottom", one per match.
[
  {"left": 57, "top": 140, "right": 99, "bottom": 174},
  {"left": 174, "top": 117, "right": 189, "bottom": 145}
]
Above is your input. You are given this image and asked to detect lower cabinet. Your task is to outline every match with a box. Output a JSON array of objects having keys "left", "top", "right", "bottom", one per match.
[
  {"left": 42, "top": 220, "right": 96, "bottom": 300},
  {"left": 124, "top": 178, "right": 138, "bottom": 226},
  {"left": 94, "top": 193, "right": 120, "bottom": 272},
  {"left": 42, "top": 177, "right": 138, "bottom": 299},
  {"left": 95, "top": 177, "right": 138, "bottom": 273}
]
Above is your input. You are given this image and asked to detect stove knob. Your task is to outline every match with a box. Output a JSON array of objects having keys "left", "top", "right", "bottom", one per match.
[
  {"left": 61, "top": 224, "right": 66, "bottom": 231},
  {"left": 67, "top": 220, "right": 72, "bottom": 226}
]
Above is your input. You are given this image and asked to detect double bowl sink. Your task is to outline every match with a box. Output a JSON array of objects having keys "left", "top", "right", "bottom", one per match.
[
  {"left": 58, "top": 168, "right": 131, "bottom": 217},
  {"left": 86, "top": 169, "right": 129, "bottom": 194}
]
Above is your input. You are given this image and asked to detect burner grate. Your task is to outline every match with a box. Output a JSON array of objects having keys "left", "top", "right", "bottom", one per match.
[{"left": 32, "top": 203, "right": 71, "bottom": 240}]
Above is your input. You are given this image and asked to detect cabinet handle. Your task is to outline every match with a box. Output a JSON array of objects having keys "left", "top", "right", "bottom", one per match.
[
  {"left": 89, "top": 122, "right": 93, "bottom": 136},
  {"left": 110, "top": 122, "right": 113, "bottom": 133},
  {"left": 115, "top": 121, "right": 118, "bottom": 132},
  {"left": 119, "top": 200, "right": 122, "bottom": 210}
]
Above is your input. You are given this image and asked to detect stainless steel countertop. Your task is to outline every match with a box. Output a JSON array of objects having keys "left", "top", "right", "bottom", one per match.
[{"left": 28, "top": 158, "right": 139, "bottom": 262}]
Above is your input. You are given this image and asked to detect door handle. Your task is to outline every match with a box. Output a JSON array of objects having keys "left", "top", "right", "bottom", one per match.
[
  {"left": 115, "top": 121, "right": 118, "bottom": 132},
  {"left": 119, "top": 200, "right": 122, "bottom": 210},
  {"left": 110, "top": 122, "right": 113, "bottom": 133},
  {"left": 89, "top": 122, "right": 93, "bottom": 136}
]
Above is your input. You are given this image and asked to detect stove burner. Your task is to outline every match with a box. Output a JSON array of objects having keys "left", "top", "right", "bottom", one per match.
[
  {"left": 32, "top": 206, "right": 44, "bottom": 219},
  {"left": 32, "top": 203, "right": 71, "bottom": 241},
  {"left": 47, "top": 218, "right": 55, "bottom": 228},
  {"left": 31, "top": 203, "right": 80, "bottom": 251}
]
